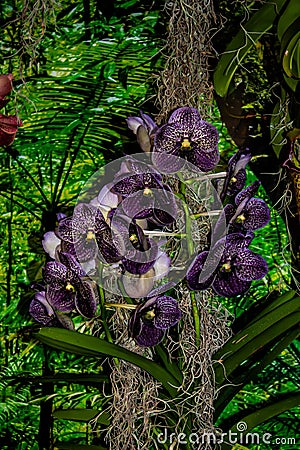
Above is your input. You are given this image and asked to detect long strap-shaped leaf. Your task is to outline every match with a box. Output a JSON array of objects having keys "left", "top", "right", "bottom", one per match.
[
  {"left": 214, "top": 327, "right": 300, "bottom": 419},
  {"left": 219, "top": 391, "right": 300, "bottom": 449},
  {"left": 36, "top": 328, "right": 180, "bottom": 397},
  {"left": 213, "top": 0, "right": 287, "bottom": 97},
  {"left": 214, "top": 295, "right": 300, "bottom": 386}
]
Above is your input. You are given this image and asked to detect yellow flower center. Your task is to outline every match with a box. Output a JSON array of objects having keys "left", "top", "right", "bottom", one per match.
[
  {"left": 236, "top": 213, "right": 246, "bottom": 224},
  {"left": 129, "top": 233, "right": 139, "bottom": 244},
  {"left": 144, "top": 309, "right": 156, "bottom": 320},
  {"left": 221, "top": 262, "right": 231, "bottom": 272},
  {"left": 230, "top": 176, "right": 237, "bottom": 184},
  {"left": 65, "top": 282, "right": 76, "bottom": 292},
  {"left": 143, "top": 187, "right": 153, "bottom": 196},
  {"left": 181, "top": 138, "right": 191, "bottom": 150},
  {"left": 86, "top": 229, "right": 95, "bottom": 240}
]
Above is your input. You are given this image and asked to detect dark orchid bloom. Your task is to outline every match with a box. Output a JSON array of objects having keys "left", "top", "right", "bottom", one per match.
[
  {"left": 152, "top": 107, "right": 220, "bottom": 173},
  {"left": 57, "top": 203, "right": 122, "bottom": 264},
  {"left": 126, "top": 111, "right": 158, "bottom": 153},
  {"left": 186, "top": 233, "right": 268, "bottom": 297},
  {"left": 220, "top": 148, "right": 251, "bottom": 200},
  {"left": 29, "top": 291, "right": 60, "bottom": 326},
  {"left": 128, "top": 295, "right": 182, "bottom": 347},
  {"left": 112, "top": 214, "right": 158, "bottom": 275},
  {"left": 29, "top": 291, "right": 74, "bottom": 329},
  {"left": 112, "top": 160, "right": 177, "bottom": 225},
  {"left": 225, "top": 181, "right": 271, "bottom": 232},
  {"left": 0, "top": 114, "right": 22, "bottom": 147},
  {"left": 43, "top": 252, "right": 98, "bottom": 318},
  {"left": 0, "top": 74, "right": 13, "bottom": 108}
]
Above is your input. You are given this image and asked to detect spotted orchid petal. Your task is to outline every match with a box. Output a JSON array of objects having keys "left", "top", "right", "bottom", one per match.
[
  {"left": 153, "top": 107, "right": 219, "bottom": 173},
  {"left": 128, "top": 295, "right": 182, "bottom": 347}
]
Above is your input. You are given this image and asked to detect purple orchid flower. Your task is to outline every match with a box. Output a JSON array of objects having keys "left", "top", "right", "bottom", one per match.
[
  {"left": 128, "top": 295, "right": 182, "bottom": 347},
  {"left": 42, "top": 252, "right": 98, "bottom": 318},
  {"left": 57, "top": 203, "right": 122, "bottom": 264},
  {"left": 126, "top": 111, "right": 158, "bottom": 153},
  {"left": 225, "top": 181, "right": 271, "bottom": 232},
  {"left": 111, "top": 214, "right": 159, "bottom": 275},
  {"left": 152, "top": 107, "right": 220, "bottom": 173},
  {"left": 29, "top": 291, "right": 74, "bottom": 329},
  {"left": 220, "top": 148, "right": 251, "bottom": 200},
  {"left": 186, "top": 233, "right": 268, "bottom": 297},
  {"left": 112, "top": 159, "right": 177, "bottom": 225}
]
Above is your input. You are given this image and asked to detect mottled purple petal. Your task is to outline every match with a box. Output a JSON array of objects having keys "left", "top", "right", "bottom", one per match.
[
  {"left": 227, "top": 169, "right": 247, "bottom": 196},
  {"left": 152, "top": 151, "right": 184, "bottom": 173},
  {"left": 43, "top": 261, "right": 68, "bottom": 288},
  {"left": 168, "top": 107, "right": 202, "bottom": 126},
  {"left": 154, "top": 123, "right": 182, "bottom": 155},
  {"left": 243, "top": 198, "right": 271, "bottom": 230},
  {"left": 59, "top": 252, "right": 86, "bottom": 277},
  {"left": 57, "top": 217, "right": 78, "bottom": 243},
  {"left": 122, "top": 258, "right": 156, "bottom": 275},
  {"left": 75, "top": 280, "right": 98, "bottom": 318},
  {"left": 134, "top": 324, "right": 165, "bottom": 347},
  {"left": 46, "top": 285, "right": 75, "bottom": 312},
  {"left": 113, "top": 174, "right": 144, "bottom": 196},
  {"left": 235, "top": 181, "right": 260, "bottom": 205},
  {"left": 234, "top": 250, "right": 268, "bottom": 281},
  {"left": 151, "top": 185, "right": 177, "bottom": 225},
  {"left": 96, "top": 227, "right": 122, "bottom": 263},
  {"left": 216, "top": 232, "right": 253, "bottom": 257},
  {"left": 186, "top": 251, "right": 216, "bottom": 290},
  {"left": 29, "top": 292, "right": 57, "bottom": 326},
  {"left": 121, "top": 189, "right": 155, "bottom": 219},
  {"left": 223, "top": 204, "right": 236, "bottom": 222},
  {"left": 212, "top": 272, "right": 251, "bottom": 297},
  {"left": 154, "top": 296, "right": 182, "bottom": 329},
  {"left": 188, "top": 146, "right": 220, "bottom": 172},
  {"left": 73, "top": 237, "right": 98, "bottom": 262}
]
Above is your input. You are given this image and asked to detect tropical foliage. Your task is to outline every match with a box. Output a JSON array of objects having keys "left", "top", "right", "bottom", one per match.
[{"left": 0, "top": 1, "right": 299, "bottom": 449}]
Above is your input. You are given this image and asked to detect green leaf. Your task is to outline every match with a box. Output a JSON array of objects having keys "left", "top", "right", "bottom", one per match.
[
  {"left": 213, "top": 0, "right": 287, "bottom": 97},
  {"left": 214, "top": 295, "right": 300, "bottom": 386},
  {"left": 219, "top": 393, "right": 300, "bottom": 450},
  {"left": 277, "top": 0, "right": 300, "bottom": 41},
  {"left": 53, "top": 408, "right": 109, "bottom": 425},
  {"left": 281, "top": 24, "right": 300, "bottom": 78},
  {"left": 214, "top": 327, "right": 300, "bottom": 419},
  {"left": 7, "top": 373, "right": 109, "bottom": 385},
  {"left": 102, "top": 61, "right": 117, "bottom": 81},
  {"left": 35, "top": 328, "right": 180, "bottom": 397},
  {"left": 155, "top": 344, "right": 183, "bottom": 384},
  {"left": 231, "top": 392, "right": 300, "bottom": 432}
]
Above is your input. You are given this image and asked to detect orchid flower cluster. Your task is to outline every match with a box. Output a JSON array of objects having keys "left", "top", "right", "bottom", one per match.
[
  {"left": 29, "top": 107, "right": 270, "bottom": 347},
  {"left": 0, "top": 74, "right": 22, "bottom": 146}
]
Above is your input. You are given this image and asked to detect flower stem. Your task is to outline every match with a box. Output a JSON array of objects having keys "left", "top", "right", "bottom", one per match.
[
  {"left": 190, "top": 210, "right": 223, "bottom": 219},
  {"left": 190, "top": 291, "right": 200, "bottom": 347},
  {"left": 104, "top": 303, "right": 137, "bottom": 310},
  {"left": 178, "top": 175, "right": 200, "bottom": 347}
]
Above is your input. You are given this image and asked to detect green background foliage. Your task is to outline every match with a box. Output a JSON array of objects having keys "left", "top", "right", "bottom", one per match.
[{"left": 0, "top": 1, "right": 299, "bottom": 449}]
